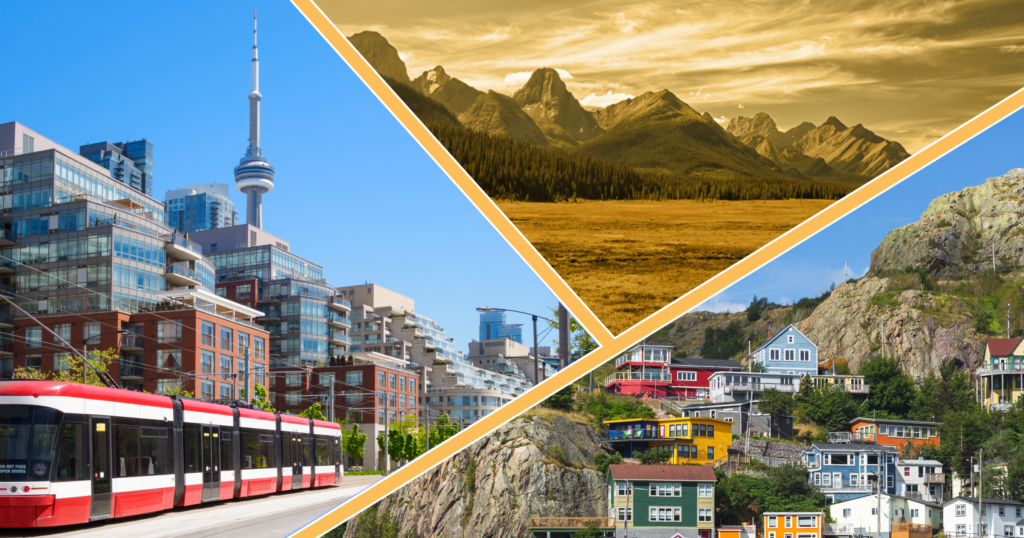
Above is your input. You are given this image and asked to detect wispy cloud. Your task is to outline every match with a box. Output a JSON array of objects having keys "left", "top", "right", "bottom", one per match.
[
  {"left": 336, "top": 0, "right": 1024, "bottom": 152},
  {"left": 580, "top": 91, "right": 635, "bottom": 108}
]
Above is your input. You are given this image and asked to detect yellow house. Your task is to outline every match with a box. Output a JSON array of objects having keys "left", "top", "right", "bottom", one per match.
[
  {"left": 604, "top": 416, "right": 733, "bottom": 465},
  {"left": 980, "top": 338, "right": 1024, "bottom": 410}
]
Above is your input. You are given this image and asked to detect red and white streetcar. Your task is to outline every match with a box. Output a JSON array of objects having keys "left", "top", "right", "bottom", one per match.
[{"left": 0, "top": 380, "right": 342, "bottom": 528}]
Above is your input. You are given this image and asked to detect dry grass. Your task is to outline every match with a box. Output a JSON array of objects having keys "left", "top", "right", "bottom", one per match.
[{"left": 498, "top": 199, "right": 832, "bottom": 335}]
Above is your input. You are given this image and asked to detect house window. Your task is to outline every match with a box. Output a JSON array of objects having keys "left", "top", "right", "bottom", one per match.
[
  {"left": 678, "top": 371, "right": 697, "bottom": 382},
  {"left": 707, "top": 446, "right": 714, "bottom": 460},
  {"left": 698, "top": 484, "right": 713, "bottom": 497},
  {"left": 201, "top": 351, "right": 214, "bottom": 374},
  {"left": 956, "top": 505, "right": 966, "bottom": 517},
  {"left": 800, "top": 350, "right": 810, "bottom": 361},
  {"left": 1000, "top": 506, "right": 1006, "bottom": 517},
  {"left": 769, "top": 533, "right": 776, "bottom": 538},
  {"left": 788, "top": 335, "right": 794, "bottom": 343},
  {"left": 843, "top": 509, "right": 851, "bottom": 518},
  {"left": 346, "top": 371, "right": 363, "bottom": 385},
  {"left": 201, "top": 321, "right": 215, "bottom": 346},
  {"left": 769, "top": 517, "right": 778, "bottom": 528},
  {"left": 956, "top": 525, "right": 966, "bottom": 536},
  {"left": 797, "top": 516, "right": 816, "bottom": 528},
  {"left": 910, "top": 509, "right": 919, "bottom": 518},
  {"left": 650, "top": 482, "right": 682, "bottom": 497},
  {"left": 770, "top": 349, "right": 780, "bottom": 361},
  {"left": 616, "top": 481, "right": 632, "bottom": 497},
  {"left": 617, "top": 508, "right": 632, "bottom": 521},
  {"left": 1008, "top": 526, "right": 1016, "bottom": 537},
  {"left": 785, "top": 349, "right": 795, "bottom": 361},
  {"left": 871, "top": 508, "right": 877, "bottom": 516},
  {"left": 698, "top": 508, "right": 712, "bottom": 522},
  {"left": 888, "top": 475, "right": 894, "bottom": 489}
]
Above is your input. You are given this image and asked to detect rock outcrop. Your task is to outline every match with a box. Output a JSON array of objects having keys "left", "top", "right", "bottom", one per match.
[
  {"left": 871, "top": 168, "right": 1024, "bottom": 275},
  {"left": 347, "top": 31, "right": 411, "bottom": 85},
  {"left": 458, "top": 91, "right": 550, "bottom": 146},
  {"left": 513, "top": 68, "right": 603, "bottom": 146},
  {"left": 797, "top": 278, "right": 985, "bottom": 378},
  {"left": 343, "top": 413, "right": 611, "bottom": 538}
]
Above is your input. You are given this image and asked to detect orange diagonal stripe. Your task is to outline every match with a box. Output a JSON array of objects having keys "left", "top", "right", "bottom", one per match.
[{"left": 290, "top": 0, "right": 1024, "bottom": 535}]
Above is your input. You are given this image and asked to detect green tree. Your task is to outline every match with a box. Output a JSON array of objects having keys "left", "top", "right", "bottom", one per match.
[
  {"left": 351, "top": 503, "right": 409, "bottom": 538},
  {"left": 700, "top": 321, "right": 747, "bottom": 360},
  {"left": 547, "top": 308, "right": 599, "bottom": 363},
  {"left": 343, "top": 423, "right": 367, "bottom": 463},
  {"left": 247, "top": 384, "right": 276, "bottom": 413},
  {"left": 545, "top": 385, "right": 575, "bottom": 411},
  {"left": 163, "top": 386, "right": 195, "bottom": 397},
  {"left": 594, "top": 452, "right": 623, "bottom": 476},
  {"left": 578, "top": 391, "right": 656, "bottom": 423},
  {"left": 909, "top": 373, "right": 940, "bottom": 422},
  {"left": 15, "top": 348, "right": 119, "bottom": 387},
  {"left": 860, "top": 355, "right": 915, "bottom": 418},
  {"left": 759, "top": 388, "right": 796, "bottom": 437},
  {"left": 803, "top": 384, "right": 861, "bottom": 433},
  {"left": 715, "top": 464, "right": 828, "bottom": 525},
  {"left": 576, "top": 520, "right": 604, "bottom": 538},
  {"left": 298, "top": 401, "right": 326, "bottom": 421},
  {"left": 832, "top": 360, "right": 852, "bottom": 375},
  {"left": 747, "top": 295, "right": 768, "bottom": 322},
  {"left": 635, "top": 448, "right": 671, "bottom": 465},
  {"left": 427, "top": 414, "right": 461, "bottom": 448}
]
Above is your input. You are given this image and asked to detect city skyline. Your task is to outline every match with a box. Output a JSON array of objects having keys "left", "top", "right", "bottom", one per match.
[{"left": 0, "top": 1, "right": 559, "bottom": 348}]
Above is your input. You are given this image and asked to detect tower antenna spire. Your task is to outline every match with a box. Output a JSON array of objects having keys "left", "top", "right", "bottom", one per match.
[{"left": 234, "top": 11, "right": 275, "bottom": 229}]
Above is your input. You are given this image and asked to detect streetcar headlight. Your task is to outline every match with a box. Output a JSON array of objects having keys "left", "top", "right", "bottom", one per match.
[{"left": 9, "top": 486, "right": 17, "bottom": 493}]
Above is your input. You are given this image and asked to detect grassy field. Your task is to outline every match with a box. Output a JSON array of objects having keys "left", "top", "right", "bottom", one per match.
[{"left": 498, "top": 199, "right": 833, "bottom": 335}]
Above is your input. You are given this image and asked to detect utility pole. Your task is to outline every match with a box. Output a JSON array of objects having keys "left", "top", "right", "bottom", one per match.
[
  {"left": 244, "top": 347, "right": 251, "bottom": 405},
  {"left": 328, "top": 374, "right": 334, "bottom": 422},
  {"left": 532, "top": 314, "right": 540, "bottom": 384},
  {"left": 978, "top": 449, "right": 984, "bottom": 538},
  {"left": 624, "top": 479, "right": 632, "bottom": 536},
  {"left": 558, "top": 303, "right": 570, "bottom": 370},
  {"left": 877, "top": 447, "right": 883, "bottom": 538}
]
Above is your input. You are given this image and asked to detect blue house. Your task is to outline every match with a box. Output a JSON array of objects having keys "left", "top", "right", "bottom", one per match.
[
  {"left": 754, "top": 325, "right": 818, "bottom": 376},
  {"left": 802, "top": 443, "right": 900, "bottom": 503}
]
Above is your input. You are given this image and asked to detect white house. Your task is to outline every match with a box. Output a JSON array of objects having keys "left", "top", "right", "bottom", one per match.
[
  {"left": 943, "top": 497, "right": 1024, "bottom": 538},
  {"left": 894, "top": 459, "right": 944, "bottom": 504},
  {"left": 831, "top": 493, "right": 942, "bottom": 538}
]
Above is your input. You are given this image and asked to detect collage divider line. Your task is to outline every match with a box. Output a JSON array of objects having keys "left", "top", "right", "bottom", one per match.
[{"left": 289, "top": 1, "right": 1024, "bottom": 534}]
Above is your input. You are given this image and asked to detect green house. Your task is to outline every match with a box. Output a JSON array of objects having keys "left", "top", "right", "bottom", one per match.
[{"left": 607, "top": 464, "right": 717, "bottom": 538}]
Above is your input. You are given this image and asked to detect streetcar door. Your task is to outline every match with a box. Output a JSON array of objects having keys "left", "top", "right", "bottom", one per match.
[
  {"left": 201, "top": 425, "right": 221, "bottom": 501},
  {"left": 291, "top": 435, "right": 303, "bottom": 489},
  {"left": 89, "top": 417, "right": 112, "bottom": 520}
]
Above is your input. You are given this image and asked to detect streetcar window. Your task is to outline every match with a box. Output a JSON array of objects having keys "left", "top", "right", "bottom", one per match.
[
  {"left": 301, "top": 434, "right": 311, "bottom": 466},
  {"left": 115, "top": 425, "right": 141, "bottom": 477},
  {"left": 140, "top": 427, "right": 171, "bottom": 476},
  {"left": 315, "top": 436, "right": 330, "bottom": 466},
  {"left": 242, "top": 429, "right": 277, "bottom": 469},
  {"left": 56, "top": 422, "right": 85, "bottom": 481},
  {"left": 220, "top": 431, "right": 233, "bottom": 472},
  {"left": 184, "top": 428, "right": 201, "bottom": 473},
  {"left": 0, "top": 405, "right": 62, "bottom": 482}
]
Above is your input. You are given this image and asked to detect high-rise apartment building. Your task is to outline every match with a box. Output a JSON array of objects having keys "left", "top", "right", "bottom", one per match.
[
  {"left": 0, "top": 121, "right": 267, "bottom": 398},
  {"left": 479, "top": 310, "right": 523, "bottom": 343},
  {"left": 165, "top": 183, "right": 238, "bottom": 233},
  {"left": 79, "top": 139, "right": 154, "bottom": 196}
]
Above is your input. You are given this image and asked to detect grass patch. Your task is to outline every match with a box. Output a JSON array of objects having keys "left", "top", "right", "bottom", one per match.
[{"left": 345, "top": 470, "right": 385, "bottom": 476}]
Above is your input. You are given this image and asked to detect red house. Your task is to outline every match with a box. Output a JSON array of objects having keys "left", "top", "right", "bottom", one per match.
[{"left": 605, "top": 341, "right": 742, "bottom": 399}]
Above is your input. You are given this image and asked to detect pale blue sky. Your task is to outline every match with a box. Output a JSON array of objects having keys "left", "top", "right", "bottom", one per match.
[
  {"left": 698, "top": 103, "right": 1024, "bottom": 313},
  {"left": 1, "top": 1, "right": 561, "bottom": 348}
]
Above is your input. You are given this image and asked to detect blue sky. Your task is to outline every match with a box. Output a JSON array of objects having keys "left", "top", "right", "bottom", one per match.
[
  {"left": 698, "top": 103, "right": 1024, "bottom": 313},
  {"left": 1, "top": 1, "right": 560, "bottom": 348}
]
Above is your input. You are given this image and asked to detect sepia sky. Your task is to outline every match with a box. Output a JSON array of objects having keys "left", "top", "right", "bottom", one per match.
[{"left": 325, "top": 0, "right": 1024, "bottom": 152}]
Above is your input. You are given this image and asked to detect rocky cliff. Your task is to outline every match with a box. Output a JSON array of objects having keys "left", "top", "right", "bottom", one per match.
[
  {"left": 343, "top": 413, "right": 611, "bottom": 538},
  {"left": 458, "top": 91, "right": 550, "bottom": 146},
  {"left": 513, "top": 68, "right": 603, "bottom": 145},
  {"left": 412, "top": 66, "right": 482, "bottom": 116},
  {"left": 871, "top": 168, "right": 1024, "bottom": 276},
  {"left": 348, "top": 31, "right": 411, "bottom": 85}
]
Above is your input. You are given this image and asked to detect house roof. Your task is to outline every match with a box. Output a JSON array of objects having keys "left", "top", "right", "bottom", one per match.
[
  {"left": 849, "top": 417, "right": 941, "bottom": 426},
  {"left": 944, "top": 497, "right": 1024, "bottom": 507},
  {"left": 897, "top": 459, "right": 942, "bottom": 466},
  {"left": 892, "top": 495, "right": 943, "bottom": 509},
  {"left": 808, "top": 443, "right": 899, "bottom": 451},
  {"left": 754, "top": 324, "right": 818, "bottom": 353},
  {"left": 608, "top": 464, "right": 717, "bottom": 482},
  {"left": 670, "top": 358, "right": 743, "bottom": 369},
  {"left": 987, "top": 338, "right": 1020, "bottom": 356}
]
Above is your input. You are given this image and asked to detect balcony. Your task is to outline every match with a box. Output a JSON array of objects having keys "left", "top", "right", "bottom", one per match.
[
  {"left": 120, "top": 361, "right": 144, "bottom": 380},
  {"left": 721, "top": 382, "right": 796, "bottom": 394},
  {"left": 605, "top": 371, "right": 672, "bottom": 386},
  {"left": 165, "top": 263, "right": 202, "bottom": 287},
  {"left": 978, "top": 362, "right": 1024, "bottom": 375},
  {"left": 0, "top": 342, "right": 12, "bottom": 356},
  {"left": 0, "top": 229, "right": 15, "bottom": 247},
  {"left": 827, "top": 432, "right": 877, "bottom": 444},
  {"left": 261, "top": 309, "right": 282, "bottom": 321},
  {"left": 328, "top": 333, "right": 352, "bottom": 346},
  {"left": 818, "top": 478, "right": 874, "bottom": 492},
  {"left": 163, "top": 233, "right": 202, "bottom": 261},
  {"left": 120, "top": 334, "right": 144, "bottom": 351},
  {"left": 925, "top": 473, "right": 945, "bottom": 483},
  {"left": 0, "top": 313, "right": 12, "bottom": 329},
  {"left": 328, "top": 297, "right": 351, "bottom": 312},
  {"left": 809, "top": 375, "right": 870, "bottom": 394},
  {"left": 327, "top": 313, "right": 351, "bottom": 329},
  {"left": 529, "top": 518, "right": 614, "bottom": 531},
  {"left": 0, "top": 261, "right": 14, "bottom": 274}
]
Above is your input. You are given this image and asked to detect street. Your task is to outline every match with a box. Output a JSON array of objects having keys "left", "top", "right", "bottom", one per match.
[{"left": 2, "top": 476, "right": 380, "bottom": 538}]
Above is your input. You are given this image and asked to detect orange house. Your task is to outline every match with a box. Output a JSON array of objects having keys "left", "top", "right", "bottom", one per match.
[
  {"left": 848, "top": 417, "right": 940, "bottom": 451},
  {"left": 763, "top": 512, "right": 824, "bottom": 538}
]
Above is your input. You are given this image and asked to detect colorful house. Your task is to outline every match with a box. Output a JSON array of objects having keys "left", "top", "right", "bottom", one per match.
[
  {"left": 667, "top": 358, "right": 743, "bottom": 400},
  {"left": 605, "top": 416, "right": 734, "bottom": 464},
  {"left": 763, "top": 512, "right": 825, "bottom": 538},
  {"left": 605, "top": 342, "right": 675, "bottom": 397},
  {"left": 718, "top": 524, "right": 757, "bottom": 538},
  {"left": 752, "top": 325, "right": 819, "bottom": 377},
  {"left": 845, "top": 418, "right": 940, "bottom": 451},
  {"left": 802, "top": 443, "right": 900, "bottom": 503},
  {"left": 608, "top": 464, "right": 717, "bottom": 537},
  {"left": 979, "top": 337, "right": 1024, "bottom": 410}
]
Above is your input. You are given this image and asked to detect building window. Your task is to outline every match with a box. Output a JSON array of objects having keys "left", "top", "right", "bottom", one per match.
[
  {"left": 769, "top": 517, "right": 778, "bottom": 528},
  {"left": 784, "top": 349, "right": 795, "bottom": 361},
  {"left": 955, "top": 505, "right": 966, "bottom": 517},
  {"left": 25, "top": 326, "right": 42, "bottom": 348},
  {"left": 797, "top": 516, "right": 816, "bottom": 528},
  {"left": 54, "top": 353, "right": 72, "bottom": 372},
  {"left": 617, "top": 508, "right": 632, "bottom": 521},
  {"left": 389, "top": 373, "right": 396, "bottom": 389},
  {"left": 843, "top": 509, "right": 851, "bottom": 518},
  {"left": 678, "top": 371, "right": 697, "bottom": 381},
  {"left": 956, "top": 525, "right": 966, "bottom": 536},
  {"left": 650, "top": 507, "right": 682, "bottom": 522},
  {"left": 160, "top": 351, "right": 181, "bottom": 371},
  {"left": 400, "top": 376, "right": 406, "bottom": 391},
  {"left": 157, "top": 320, "right": 181, "bottom": 343},
  {"left": 201, "top": 321, "right": 215, "bottom": 346},
  {"left": 910, "top": 509, "right": 919, "bottom": 518},
  {"left": 1009, "top": 527, "right": 1016, "bottom": 538},
  {"left": 770, "top": 349, "right": 780, "bottom": 361},
  {"left": 221, "top": 355, "right": 232, "bottom": 377},
  {"left": 220, "top": 384, "right": 233, "bottom": 400},
  {"left": 378, "top": 371, "right": 385, "bottom": 387},
  {"left": 320, "top": 372, "right": 332, "bottom": 388},
  {"left": 54, "top": 323, "right": 71, "bottom": 344},
  {"left": 787, "top": 335, "right": 795, "bottom": 343},
  {"left": 616, "top": 481, "right": 632, "bottom": 497},
  {"left": 698, "top": 483, "right": 713, "bottom": 497},
  {"left": 201, "top": 351, "right": 214, "bottom": 374},
  {"left": 410, "top": 379, "right": 416, "bottom": 393},
  {"left": 649, "top": 483, "right": 681, "bottom": 497},
  {"left": 254, "top": 365, "right": 264, "bottom": 385},
  {"left": 346, "top": 371, "right": 363, "bottom": 385},
  {"left": 1000, "top": 506, "right": 1006, "bottom": 517},
  {"left": 698, "top": 508, "right": 712, "bottom": 522},
  {"left": 220, "top": 327, "right": 233, "bottom": 351},
  {"left": 200, "top": 381, "right": 214, "bottom": 402},
  {"left": 707, "top": 446, "right": 715, "bottom": 460},
  {"left": 157, "top": 379, "right": 181, "bottom": 396},
  {"left": 286, "top": 373, "right": 301, "bottom": 386},
  {"left": 800, "top": 350, "right": 810, "bottom": 361},
  {"left": 285, "top": 392, "right": 300, "bottom": 405}
]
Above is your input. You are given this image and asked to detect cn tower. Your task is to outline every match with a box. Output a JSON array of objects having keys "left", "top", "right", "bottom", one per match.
[{"left": 233, "top": 11, "right": 275, "bottom": 229}]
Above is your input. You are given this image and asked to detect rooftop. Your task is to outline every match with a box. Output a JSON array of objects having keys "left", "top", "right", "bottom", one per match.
[
  {"left": 608, "top": 464, "right": 716, "bottom": 482},
  {"left": 986, "top": 338, "right": 1019, "bottom": 356},
  {"left": 946, "top": 497, "right": 1024, "bottom": 507},
  {"left": 850, "top": 417, "right": 941, "bottom": 426},
  {"left": 670, "top": 358, "right": 744, "bottom": 369}
]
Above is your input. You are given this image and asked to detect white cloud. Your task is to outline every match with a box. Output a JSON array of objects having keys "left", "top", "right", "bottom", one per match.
[
  {"left": 556, "top": 68, "right": 573, "bottom": 80},
  {"left": 738, "top": 103, "right": 745, "bottom": 108},
  {"left": 580, "top": 90, "right": 635, "bottom": 108},
  {"left": 713, "top": 115, "right": 728, "bottom": 124},
  {"left": 697, "top": 296, "right": 748, "bottom": 314},
  {"left": 999, "top": 44, "right": 1024, "bottom": 53},
  {"left": 825, "top": 264, "right": 868, "bottom": 288}
]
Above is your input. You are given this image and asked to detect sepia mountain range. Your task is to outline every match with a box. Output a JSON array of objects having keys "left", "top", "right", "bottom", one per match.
[{"left": 350, "top": 30, "right": 911, "bottom": 184}]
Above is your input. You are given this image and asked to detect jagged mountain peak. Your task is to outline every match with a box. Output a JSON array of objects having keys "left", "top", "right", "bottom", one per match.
[
  {"left": 726, "top": 112, "right": 780, "bottom": 141},
  {"left": 512, "top": 67, "right": 602, "bottom": 143},
  {"left": 411, "top": 65, "right": 483, "bottom": 116},
  {"left": 347, "top": 31, "right": 411, "bottom": 85},
  {"left": 822, "top": 116, "right": 848, "bottom": 131}
]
